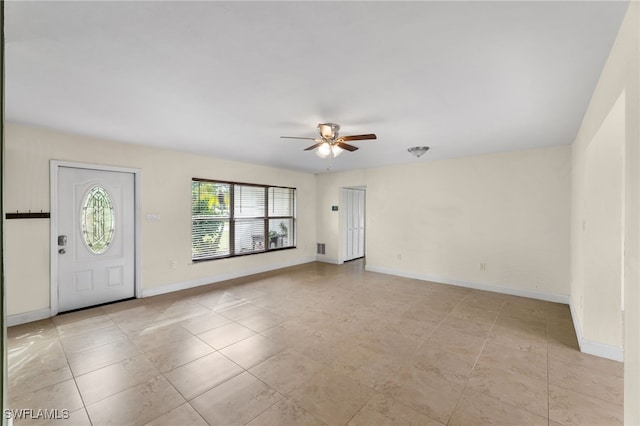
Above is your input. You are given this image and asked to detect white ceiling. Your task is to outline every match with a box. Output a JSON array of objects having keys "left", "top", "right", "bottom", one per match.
[{"left": 5, "top": 1, "right": 628, "bottom": 174}]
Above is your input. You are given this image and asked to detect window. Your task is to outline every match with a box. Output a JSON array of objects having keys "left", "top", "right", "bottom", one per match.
[{"left": 192, "top": 179, "right": 295, "bottom": 261}]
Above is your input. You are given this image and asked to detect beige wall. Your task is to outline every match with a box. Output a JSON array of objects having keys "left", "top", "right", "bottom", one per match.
[
  {"left": 316, "top": 145, "right": 571, "bottom": 300},
  {"left": 569, "top": 2, "right": 640, "bottom": 423},
  {"left": 5, "top": 123, "right": 317, "bottom": 316},
  {"left": 571, "top": 94, "right": 625, "bottom": 349}
]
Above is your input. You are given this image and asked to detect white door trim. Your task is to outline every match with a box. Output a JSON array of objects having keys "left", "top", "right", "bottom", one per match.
[
  {"left": 340, "top": 186, "right": 366, "bottom": 263},
  {"left": 50, "top": 160, "right": 141, "bottom": 316}
]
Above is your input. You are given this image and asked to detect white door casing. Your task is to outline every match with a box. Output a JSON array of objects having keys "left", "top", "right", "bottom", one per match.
[
  {"left": 342, "top": 188, "right": 365, "bottom": 262},
  {"left": 51, "top": 162, "right": 140, "bottom": 314}
]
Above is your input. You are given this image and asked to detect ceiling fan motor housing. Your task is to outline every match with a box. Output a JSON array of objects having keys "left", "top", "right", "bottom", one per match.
[{"left": 318, "top": 123, "right": 340, "bottom": 140}]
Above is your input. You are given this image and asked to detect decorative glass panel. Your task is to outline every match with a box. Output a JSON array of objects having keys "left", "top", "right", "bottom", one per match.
[{"left": 81, "top": 186, "right": 115, "bottom": 254}]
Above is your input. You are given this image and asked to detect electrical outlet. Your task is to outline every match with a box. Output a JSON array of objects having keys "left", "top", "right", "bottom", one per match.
[
  {"left": 170, "top": 261, "right": 177, "bottom": 269},
  {"left": 480, "top": 263, "right": 487, "bottom": 271},
  {"left": 397, "top": 253, "right": 402, "bottom": 261}
]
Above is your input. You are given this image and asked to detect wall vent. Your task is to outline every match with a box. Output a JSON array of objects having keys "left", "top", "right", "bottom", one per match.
[{"left": 316, "top": 243, "right": 326, "bottom": 255}]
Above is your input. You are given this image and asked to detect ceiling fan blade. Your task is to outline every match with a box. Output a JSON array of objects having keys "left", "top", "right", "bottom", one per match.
[
  {"left": 336, "top": 142, "right": 358, "bottom": 152},
  {"left": 280, "top": 136, "right": 319, "bottom": 141},
  {"left": 304, "top": 142, "right": 324, "bottom": 151},
  {"left": 341, "top": 134, "right": 377, "bottom": 141}
]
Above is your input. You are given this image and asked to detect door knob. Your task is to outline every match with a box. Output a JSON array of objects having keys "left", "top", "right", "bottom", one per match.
[{"left": 58, "top": 248, "right": 66, "bottom": 254}]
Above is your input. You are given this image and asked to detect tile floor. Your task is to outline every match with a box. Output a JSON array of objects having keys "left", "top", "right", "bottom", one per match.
[{"left": 8, "top": 260, "right": 624, "bottom": 425}]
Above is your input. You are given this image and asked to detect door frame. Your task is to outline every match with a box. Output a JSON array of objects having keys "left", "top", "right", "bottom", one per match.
[
  {"left": 50, "top": 160, "right": 141, "bottom": 316},
  {"left": 340, "top": 186, "right": 366, "bottom": 263}
]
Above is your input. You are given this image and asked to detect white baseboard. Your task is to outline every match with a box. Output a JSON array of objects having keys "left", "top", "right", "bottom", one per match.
[
  {"left": 365, "top": 265, "right": 570, "bottom": 304},
  {"left": 7, "top": 308, "right": 52, "bottom": 327},
  {"left": 569, "top": 298, "right": 624, "bottom": 362},
  {"left": 142, "top": 257, "right": 317, "bottom": 298}
]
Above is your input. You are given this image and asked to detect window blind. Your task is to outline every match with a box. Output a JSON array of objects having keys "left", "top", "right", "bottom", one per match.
[{"left": 192, "top": 179, "right": 296, "bottom": 261}]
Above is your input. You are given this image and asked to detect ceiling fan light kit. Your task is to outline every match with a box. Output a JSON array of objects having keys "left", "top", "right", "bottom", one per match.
[
  {"left": 316, "top": 142, "right": 344, "bottom": 159},
  {"left": 408, "top": 146, "right": 430, "bottom": 158},
  {"left": 281, "top": 122, "right": 377, "bottom": 161}
]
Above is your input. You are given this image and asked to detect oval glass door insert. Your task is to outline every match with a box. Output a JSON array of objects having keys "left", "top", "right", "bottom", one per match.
[{"left": 81, "top": 186, "right": 115, "bottom": 254}]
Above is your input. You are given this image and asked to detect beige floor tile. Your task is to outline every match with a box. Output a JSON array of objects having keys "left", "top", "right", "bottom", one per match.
[
  {"left": 426, "top": 328, "right": 486, "bottom": 363},
  {"left": 449, "top": 389, "right": 547, "bottom": 426},
  {"left": 52, "top": 306, "right": 107, "bottom": 326},
  {"left": 75, "top": 354, "right": 159, "bottom": 405},
  {"left": 449, "top": 303, "right": 500, "bottom": 324},
  {"left": 9, "top": 362, "right": 73, "bottom": 399},
  {"left": 197, "top": 322, "right": 256, "bottom": 349},
  {"left": 375, "top": 364, "right": 464, "bottom": 424},
  {"left": 459, "top": 291, "right": 506, "bottom": 311},
  {"left": 400, "top": 305, "right": 448, "bottom": 326},
  {"left": 9, "top": 379, "right": 84, "bottom": 415},
  {"left": 191, "top": 372, "right": 282, "bottom": 426},
  {"left": 379, "top": 317, "right": 436, "bottom": 346},
  {"left": 439, "top": 315, "right": 493, "bottom": 338},
  {"left": 11, "top": 408, "right": 91, "bottom": 426},
  {"left": 6, "top": 261, "right": 627, "bottom": 426},
  {"left": 45, "top": 408, "right": 92, "bottom": 426},
  {"left": 331, "top": 345, "right": 404, "bottom": 389},
  {"left": 547, "top": 323, "right": 580, "bottom": 350},
  {"left": 195, "top": 291, "right": 245, "bottom": 311},
  {"left": 179, "top": 311, "right": 232, "bottom": 334},
  {"left": 249, "top": 349, "right": 323, "bottom": 395},
  {"left": 59, "top": 324, "right": 127, "bottom": 354},
  {"left": 466, "top": 364, "right": 548, "bottom": 418},
  {"left": 548, "top": 344, "right": 624, "bottom": 377},
  {"left": 9, "top": 340, "right": 70, "bottom": 396},
  {"left": 219, "top": 334, "right": 284, "bottom": 369},
  {"left": 290, "top": 331, "right": 345, "bottom": 364},
  {"left": 350, "top": 328, "right": 422, "bottom": 360},
  {"left": 164, "top": 351, "right": 243, "bottom": 400},
  {"left": 495, "top": 312, "right": 547, "bottom": 331},
  {"left": 260, "top": 320, "right": 314, "bottom": 347},
  {"left": 66, "top": 337, "right": 139, "bottom": 376},
  {"left": 8, "top": 319, "right": 57, "bottom": 343},
  {"left": 246, "top": 398, "right": 327, "bottom": 426},
  {"left": 127, "top": 323, "right": 195, "bottom": 352},
  {"left": 290, "top": 368, "right": 374, "bottom": 426},
  {"left": 488, "top": 316, "right": 547, "bottom": 356},
  {"left": 412, "top": 346, "right": 476, "bottom": 385},
  {"left": 144, "top": 403, "right": 208, "bottom": 426},
  {"left": 55, "top": 314, "right": 114, "bottom": 338},
  {"left": 475, "top": 341, "right": 547, "bottom": 381},
  {"left": 500, "top": 298, "right": 549, "bottom": 323},
  {"left": 86, "top": 375, "right": 184, "bottom": 426},
  {"left": 549, "top": 384, "right": 623, "bottom": 425},
  {"left": 549, "top": 357, "right": 624, "bottom": 406},
  {"left": 218, "top": 302, "right": 271, "bottom": 321},
  {"left": 236, "top": 310, "right": 286, "bottom": 332},
  {"left": 101, "top": 297, "right": 148, "bottom": 315},
  {"left": 145, "top": 334, "right": 215, "bottom": 372},
  {"left": 349, "top": 393, "right": 444, "bottom": 426}
]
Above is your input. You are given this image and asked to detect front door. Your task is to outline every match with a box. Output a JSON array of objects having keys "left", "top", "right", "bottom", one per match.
[{"left": 57, "top": 166, "right": 135, "bottom": 312}]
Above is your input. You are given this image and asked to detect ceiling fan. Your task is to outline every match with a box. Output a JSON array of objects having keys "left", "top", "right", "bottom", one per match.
[{"left": 281, "top": 123, "right": 377, "bottom": 158}]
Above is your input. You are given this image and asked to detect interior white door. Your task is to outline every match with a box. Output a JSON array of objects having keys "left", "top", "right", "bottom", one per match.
[
  {"left": 57, "top": 167, "right": 135, "bottom": 312},
  {"left": 343, "top": 188, "right": 365, "bottom": 261}
]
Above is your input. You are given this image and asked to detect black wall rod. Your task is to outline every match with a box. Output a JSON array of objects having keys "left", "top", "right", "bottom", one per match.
[{"left": 6, "top": 211, "right": 50, "bottom": 219}]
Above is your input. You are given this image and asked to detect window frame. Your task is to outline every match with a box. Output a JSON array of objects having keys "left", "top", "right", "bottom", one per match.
[{"left": 192, "top": 178, "right": 296, "bottom": 262}]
